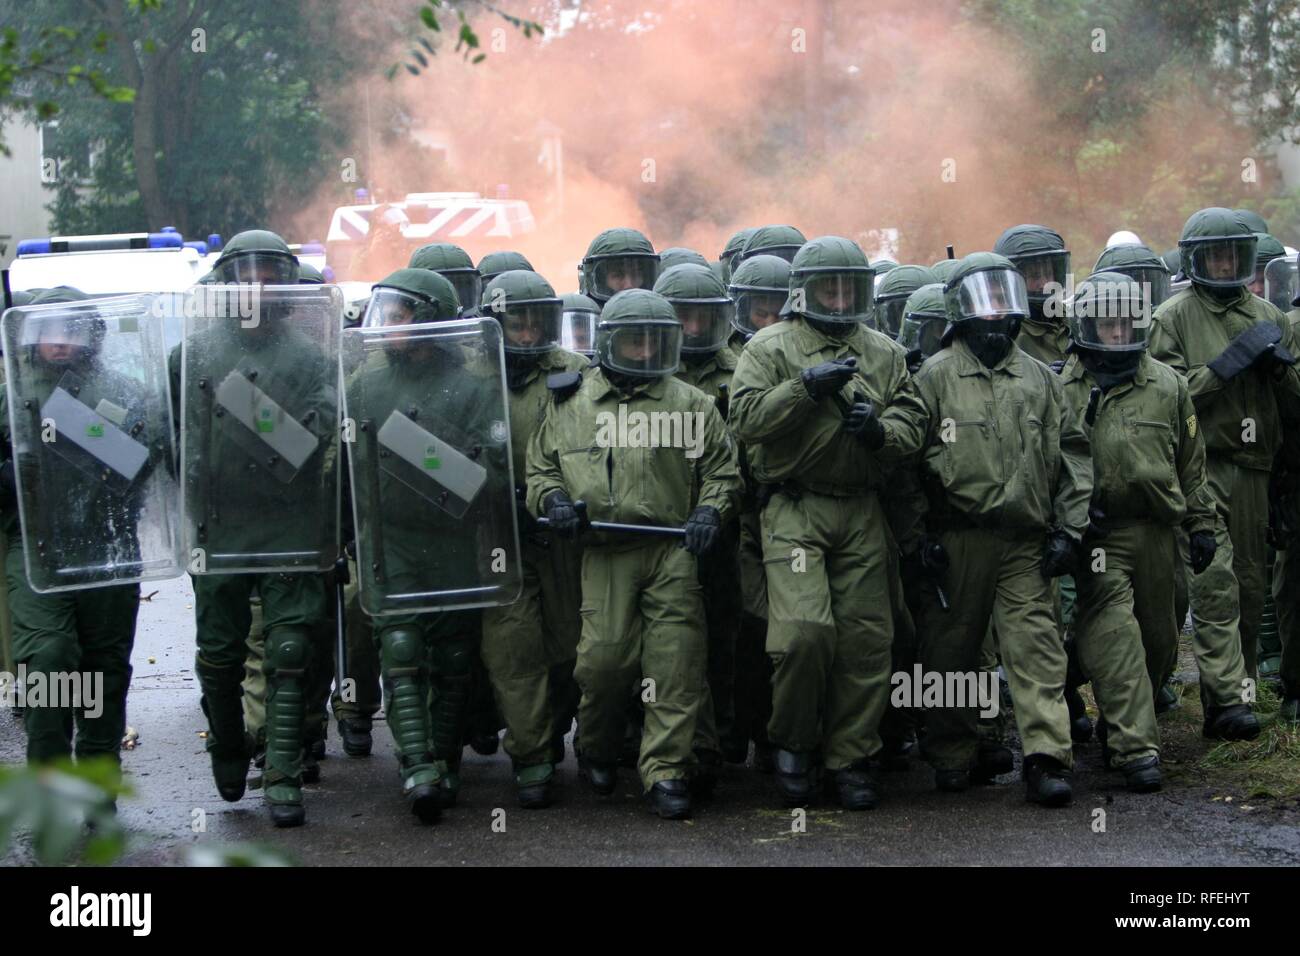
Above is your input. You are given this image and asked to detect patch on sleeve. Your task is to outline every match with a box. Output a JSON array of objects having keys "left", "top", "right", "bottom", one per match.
[{"left": 1186, "top": 414, "right": 1198, "bottom": 438}]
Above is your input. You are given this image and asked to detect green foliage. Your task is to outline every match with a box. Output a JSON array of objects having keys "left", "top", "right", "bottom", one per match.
[
  {"left": 394, "top": 0, "right": 543, "bottom": 75},
  {"left": 0, "top": 758, "right": 128, "bottom": 866}
]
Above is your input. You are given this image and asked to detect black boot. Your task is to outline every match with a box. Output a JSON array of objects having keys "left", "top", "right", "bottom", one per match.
[
  {"left": 338, "top": 717, "right": 373, "bottom": 757},
  {"left": 1202, "top": 703, "right": 1260, "bottom": 741},
  {"left": 579, "top": 756, "right": 618, "bottom": 795},
  {"left": 1122, "top": 755, "right": 1162, "bottom": 793},
  {"left": 774, "top": 749, "right": 815, "bottom": 807},
  {"left": 827, "top": 760, "right": 878, "bottom": 810},
  {"left": 301, "top": 745, "right": 321, "bottom": 784},
  {"left": 1024, "top": 754, "right": 1073, "bottom": 807},
  {"left": 516, "top": 763, "right": 554, "bottom": 810},
  {"left": 1065, "top": 685, "right": 1093, "bottom": 744},
  {"left": 970, "top": 742, "right": 1013, "bottom": 785},
  {"left": 646, "top": 779, "right": 692, "bottom": 819},
  {"left": 196, "top": 659, "right": 251, "bottom": 803}
]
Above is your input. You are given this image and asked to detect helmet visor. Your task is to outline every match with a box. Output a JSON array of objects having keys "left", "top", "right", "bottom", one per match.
[
  {"left": 221, "top": 251, "right": 297, "bottom": 285},
  {"left": 897, "top": 312, "right": 946, "bottom": 359},
  {"left": 364, "top": 288, "right": 449, "bottom": 329},
  {"left": 1070, "top": 280, "right": 1150, "bottom": 351},
  {"left": 674, "top": 301, "right": 734, "bottom": 353},
  {"left": 599, "top": 322, "right": 682, "bottom": 377},
  {"left": 797, "top": 271, "right": 875, "bottom": 324},
  {"left": 499, "top": 302, "right": 561, "bottom": 354},
  {"left": 1011, "top": 250, "right": 1070, "bottom": 302},
  {"left": 590, "top": 256, "right": 658, "bottom": 298},
  {"left": 440, "top": 270, "right": 482, "bottom": 315},
  {"left": 560, "top": 309, "right": 598, "bottom": 355},
  {"left": 733, "top": 291, "right": 787, "bottom": 337},
  {"left": 1184, "top": 237, "right": 1257, "bottom": 287},
  {"left": 955, "top": 269, "right": 1030, "bottom": 321},
  {"left": 1264, "top": 257, "right": 1298, "bottom": 312},
  {"left": 876, "top": 296, "right": 908, "bottom": 338}
]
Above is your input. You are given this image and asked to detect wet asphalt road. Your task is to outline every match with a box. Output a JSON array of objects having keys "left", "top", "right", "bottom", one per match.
[{"left": 2, "top": 574, "right": 1299, "bottom": 867}]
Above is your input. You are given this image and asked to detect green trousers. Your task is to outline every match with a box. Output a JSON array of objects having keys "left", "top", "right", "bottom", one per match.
[
  {"left": 480, "top": 536, "right": 582, "bottom": 769},
  {"left": 915, "top": 529, "right": 1072, "bottom": 771},
  {"left": 1073, "top": 524, "right": 1171, "bottom": 766},
  {"left": 1185, "top": 458, "right": 1259, "bottom": 706},
  {"left": 572, "top": 538, "right": 707, "bottom": 788},
  {"left": 6, "top": 543, "right": 139, "bottom": 764},
  {"left": 761, "top": 490, "right": 894, "bottom": 770},
  {"left": 1271, "top": 546, "right": 1300, "bottom": 699},
  {"left": 726, "top": 509, "right": 771, "bottom": 755},
  {"left": 330, "top": 558, "right": 381, "bottom": 724}
]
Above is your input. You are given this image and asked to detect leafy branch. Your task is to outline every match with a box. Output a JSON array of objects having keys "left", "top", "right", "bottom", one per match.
[{"left": 386, "top": 0, "right": 544, "bottom": 80}]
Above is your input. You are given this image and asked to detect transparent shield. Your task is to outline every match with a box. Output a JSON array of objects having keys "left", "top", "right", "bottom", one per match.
[
  {"left": 956, "top": 269, "right": 1030, "bottom": 320},
  {"left": 560, "top": 309, "right": 598, "bottom": 355},
  {"left": 1012, "top": 251, "right": 1069, "bottom": 300},
  {"left": 180, "top": 285, "right": 341, "bottom": 573},
  {"left": 2, "top": 295, "right": 183, "bottom": 592},
  {"left": 876, "top": 297, "right": 908, "bottom": 337},
  {"left": 1264, "top": 257, "right": 1298, "bottom": 313},
  {"left": 676, "top": 301, "right": 734, "bottom": 353},
  {"left": 1109, "top": 265, "right": 1171, "bottom": 311},
  {"left": 341, "top": 318, "right": 521, "bottom": 615}
]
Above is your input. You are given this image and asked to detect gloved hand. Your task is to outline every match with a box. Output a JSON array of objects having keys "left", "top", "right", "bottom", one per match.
[
  {"left": 1086, "top": 500, "right": 1110, "bottom": 538},
  {"left": 0, "top": 459, "right": 16, "bottom": 510},
  {"left": 900, "top": 534, "right": 948, "bottom": 590},
  {"left": 1048, "top": 359, "right": 1066, "bottom": 375},
  {"left": 682, "top": 505, "right": 721, "bottom": 555},
  {"left": 1207, "top": 322, "right": 1292, "bottom": 381},
  {"left": 1189, "top": 530, "right": 1217, "bottom": 575},
  {"left": 1040, "top": 530, "right": 1078, "bottom": 579},
  {"left": 841, "top": 393, "right": 886, "bottom": 450},
  {"left": 800, "top": 357, "right": 857, "bottom": 400},
  {"left": 543, "top": 491, "right": 581, "bottom": 539}
]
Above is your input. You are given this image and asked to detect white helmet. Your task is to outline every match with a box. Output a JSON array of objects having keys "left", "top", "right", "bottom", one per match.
[{"left": 1105, "top": 230, "right": 1141, "bottom": 248}]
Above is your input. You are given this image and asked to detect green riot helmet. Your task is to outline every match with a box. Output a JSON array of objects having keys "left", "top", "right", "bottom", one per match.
[
  {"left": 728, "top": 254, "right": 791, "bottom": 340},
  {"left": 658, "top": 247, "right": 710, "bottom": 273},
  {"left": 653, "top": 263, "right": 734, "bottom": 356},
  {"left": 297, "top": 262, "right": 325, "bottom": 285},
  {"left": 931, "top": 257, "right": 961, "bottom": 284},
  {"left": 408, "top": 242, "right": 482, "bottom": 314},
  {"left": 719, "top": 227, "right": 757, "bottom": 283},
  {"left": 874, "top": 264, "right": 938, "bottom": 337},
  {"left": 709, "top": 260, "right": 726, "bottom": 284},
  {"left": 896, "top": 283, "right": 948, "bottom": 365},
  {"left": 481, "top": 269, "right": 561, "bottom": 357},
  {"left": 365, "top": 268, "right": 461, "bottom": 329},
  {"left": 1092, "top": 243, "right": 1170, "bottom": 312},
  {"left": 992, "top": 224, "right": 1070, "bottom": 317},
  {"left": 1264, "top": 254, "right": 1299, "bottom": 313},
  {"left": 783, "top": 236, "right": 876, "bottom": 327},
  {"left": 211, "top": 229, "right": 298, "bottom": 285},
  {"left": 1249, "top": 232, "right": 1287, "bottom": 298},
  {"left": 942, "top": 252, "right": 1029, "bottom": 343},
  {"left": 1069, "top": 271, "right": 1150, "bottom": 386},
  {"left": 1161, "top": 247, "right": 1182, "bottom": 278},
  {"left": 739, "top": 224, "right": 807, "bottom": 265},
  {"left": 595, "top": 289, "right": 682, "bottom": 379},
  {"left": 1177, "top": 207, "right": 1257, "bottom": 289},
  {"left": 560, "top": 292, "right": 600, "bottom": 357},
  {"left": 7, "top": 290, "right": 35, "bottom": 307},
  {"left": 477, "top": 250, "right": 534, "bottom": 285},
  {"left": 1234, "top": 208, "right": 1269, "bottom": 235},
  {"left": 580, "top": 228, "right": 660, "bottom": 306}
]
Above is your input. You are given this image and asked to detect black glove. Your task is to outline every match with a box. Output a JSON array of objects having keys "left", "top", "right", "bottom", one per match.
[
  {"left": 1189, "top": 530, "right": 1217, "bottom": 575},
  {"left": 683, "top": 505, "right": 721, "bottom": 556},
  {"left": 0, "top": 459, "right": 16, "bottom": 511},
  {"left": 1085, "top": 500, "right": 1110, "bottom": 538},
  {"left": 543, "top": 491, "right": 581, "bottom": 539},
  {"left": 841, "top": 392, "right": 886, "bottom": 450},
  {"left": 1048, "top": 359, "right": 1066, "bottom": 375},
  {"left": 1207, "top": 322, "right": 1292, "bottom": 381},
  {"left": 1041, "top": 530, "right": 1078, "bottom": 579},
  {"left": 800, "top": 357, "right": 857, "bottom": 400}
]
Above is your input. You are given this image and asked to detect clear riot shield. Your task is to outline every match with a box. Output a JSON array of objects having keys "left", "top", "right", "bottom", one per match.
[
  {"left": 180, "top": 284, "right": 340, "bottom": 573},
  {"left": 1264, "top": 257, "right": 1298, "bottom": 315},
  {"left": 341, "top": 317, "right": 521, "bottom": 616},
  {"left": 1, "top": 295, "right": 183, "bottom": 592}
]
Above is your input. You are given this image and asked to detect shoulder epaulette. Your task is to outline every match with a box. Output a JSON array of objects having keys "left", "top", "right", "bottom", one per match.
[{"left": 547, "top": 370, "right": 583, "bottom": 403}]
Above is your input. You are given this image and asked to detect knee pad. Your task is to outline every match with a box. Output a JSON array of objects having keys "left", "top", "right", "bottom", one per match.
[
  {"left": 380, "top": 627, "right": 426, "bottom": 677},
  {"left": 266, "top": 627, "right": 310, "bottom": 677}
]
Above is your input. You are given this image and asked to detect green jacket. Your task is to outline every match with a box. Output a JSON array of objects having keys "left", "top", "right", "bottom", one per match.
[
  {"left": 728, "top": 318, "right": 928, "bottom": 494},
  {"left": 911, "top": 336, "right": 1091, "bottom": 538},
  {"left": 526, "top": 368, "right": 741, "bottom": 536},
  {"left": 506, "top": 348, "right": 590, "bottom": 483},
  {"left": 1147, "top": 285, "right": 1300, "bottom": 472},
  {"left": 1016, "top": 318, "right": 1069, "bottom": 365},
  {"left": 1060, "top": 352, "right": 1214, "bottom": 534},
  {"left": 675, "top": 346, "right": 737, "bottom": 413}
]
